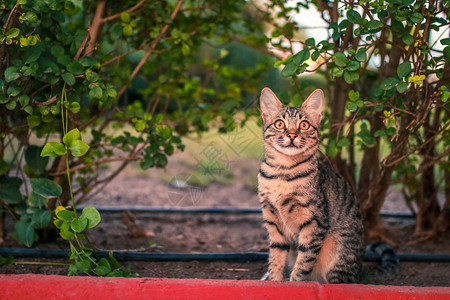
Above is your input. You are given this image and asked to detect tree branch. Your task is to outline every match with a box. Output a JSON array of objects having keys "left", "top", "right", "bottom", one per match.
[
  {"left": 86, "top": 0, "right": 106, "bottom": 56},
  {"left": 117, "top": 0, "right": 186, "bottom": 98}
]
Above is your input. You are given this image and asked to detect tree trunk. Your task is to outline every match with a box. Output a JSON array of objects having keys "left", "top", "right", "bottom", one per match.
[{"left": 415, "top": 111, "right": 441, "bottom": 234}]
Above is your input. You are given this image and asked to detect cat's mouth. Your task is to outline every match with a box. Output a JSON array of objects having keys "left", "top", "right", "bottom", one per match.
[{"left": 281, "top": 141, "right": 299, "bottom": 148}]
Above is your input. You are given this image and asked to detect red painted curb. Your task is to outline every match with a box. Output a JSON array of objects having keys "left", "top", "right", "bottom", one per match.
[{"left": 0, "top": 274, "right": 449, "bottom": 300}]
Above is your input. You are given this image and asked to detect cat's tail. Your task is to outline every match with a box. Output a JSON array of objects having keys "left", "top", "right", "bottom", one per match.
[{"left": 361, "top": 243, "right": 399, "bottom": 284}]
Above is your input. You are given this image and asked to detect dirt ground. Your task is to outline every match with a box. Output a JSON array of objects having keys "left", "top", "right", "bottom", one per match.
[{"left": 1, "top": 152, "right": 449, "bottom": 287}]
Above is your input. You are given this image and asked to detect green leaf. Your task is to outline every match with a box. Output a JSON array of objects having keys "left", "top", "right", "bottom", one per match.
[
  {"left": 6, "top": 100, "right": 16, "bottom": 110},
  {"left": 19, "top": 95, "right": 30, "bottom": 107},
  {"left": 41, "top": 142, "right": 67, "bottom": 157},
  {"left": 0, "top": 158, "right": 10, "bottom": 176},
  {"left": 442, "top": 91, "right": 449, "bottom": 103},
  {"left": 181, "top": 43, "right": 191, "bottom": 56},
  {"left": 63, "top": 128, "right": 81, "bottom": 148},
  {"left": 32, "top": 209, "right": 52, "bottom": 229},
  {"left": 347, "top": 9, "right": 362, "bottom": 24},
  {"left": 337, "top": 138, "right": 350, "bottom": 147},
  {"left": 60, "top": 222, "right": 74, "bottom": 240},
  {"left": 355, "top": 48, "right": 367, "bottom": 62},
  {"left": 346, "top": 101, "right": 358, "bottom": 112},
  {"left": 387, "top": 127, "right": 397, "bottom": 136},
  {"left": 95, "top": 258, "right": 112, "bottom": 276},
  {"left": 57, "top": 209, "right": 75, "bottom": 222},
  {"left": 110, "top": 23, "right": 122, "bottom": 39},
  {"left": 343, "top": 70, "right": 359, "bottom": 84},
  {"left": 378, "top": 10, "right": 388, "bottom": 19},
  {"left": 71, "top": 216, "right": 88, "bottom": 233},
  {"left": 62, "top": 72, "right": 76, "bottom": 86},
  {"left": 153, "top": 153, "right": 168, "bottom": 168},
  {"left": 347, "top": 60, "right": 360, "bottom": 71},
  {"left": 356, "top": 100, "right": 364, "bottom": 107},
  {"left": 69, "top": 140, "right": 90, "bottom": 157},
  {"left": 402, "top": 33, "right": 414, "bottom": 45},
  {"left": 80, "top": 56, "right": 98, "bottom": 68},
  {"left": 120, "top": 12, "right": 130, "bottom": 23},
  {"left": 53, "top": 219, "right": 63, "bottom": 229},
  {"left": 27, "top": 115, "right": 41, "bottom": 128},
  {"left": 30, "top": 178, "right": 62, "bottom": 198},
  {"left": 134, "top": 120, "right": 146, "bottom": 132},
  {"left": 24, "top": 44, "right": 42, "bottom": 64},
  {"left": 292, "top": 48, "right": 310, "bottom": 65},
  {"left": 107, "top": 254, "right": 120, "bottom": 269},
  {"left": 81, "top": 206, "right": 101, "bottom": 229},
  {"left": 140, "top": 155, "right": 154, "bottom": 170},
  {"left": 0, "top": 182, "right": 22, "bottom": 204},
  {"left": 4, "top": 66, "right": 20, "bottom": 82},
  {"left": 441, "top": 38, "right": 450, "bottom": 46},
  {"left": 156, "top": 125, "right": 172, "bottom": 140},
  {"left": 442, "top": 46, "right": 450, "bottom": 61},
  {"left": 397, "top": 61, "right": 412, "bottom": 78},
  {"left": 89, "top": 86, "right": 103, "bottom": 99},
  {"left": 391, "top": 20, "right": 404, "bottom": 34},
  {"left": 305, "top": 38, "right": 315, "bottom": 46},
  {"left": 7, "top": 85, "right": 21, "bottom": 97},
  {"left": 374, "top": 130, "right": 386, "bottom": 138},
  {"left": 348, "top": 90, "right": 360, "bottom": 101},
  {"left": 334, "top": 52, "right": 348, "bottom": 67},
  {"left": 367, "top": 20, "right": 383, "bottom": 30},
  {"left": 68, "top": 102, "right": 80, "bottom": 113},
  {"left": 28, "top": 192, "right": 48, "bottom": 207},
  {"left": 410, "top": 12, "right": 424, "bottom": 24},
  {"left": 123, "top": 24, "right": 133, "bottom": 36},
  {"left": 311, "top": 50, "right": 320, "bottom": 61},
  {"left": 67, "top": 60, "right": 84, "bottom": 75},
  {"left": 281, "top": 61, "right": 297, "bottom": 77},
  {"left": 25, "top": 145, "right": 49, "bottom": 175},
  {"left": 0, "top": 92, "right": 8, "bottom": 104},
  {"left": 107, "top": 88, "right": 118, "bottom": 99},
  {"left": 14, "top": 219, "right": 34, "bottom": 247},
  {"left": 362, "top": 136, "right": 376, "bottom": 147},
  {"left": 380, "top": 77, "right": 400, "bottom": 90},
  {"left": 6, "top": 28, "right": 20, "bottom": 39},
  {"left": 396, "top": 81, "right": 408, "bottom": 93}
]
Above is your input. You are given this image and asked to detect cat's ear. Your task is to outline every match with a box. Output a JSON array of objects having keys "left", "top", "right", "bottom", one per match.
[
  {"left": 302, "top": 89, "right": 324, "bottom": 125},
  {"left": 260, "top": 87, "right": 283, "bottom": 124}
]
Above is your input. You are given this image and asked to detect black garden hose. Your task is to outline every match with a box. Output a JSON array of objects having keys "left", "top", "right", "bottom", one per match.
[
  {"left": 1, "top": 248, "right": 449, "bottom": 263},
  {"left": 78, "top": 206, "right": 415, "bottom": 219}
]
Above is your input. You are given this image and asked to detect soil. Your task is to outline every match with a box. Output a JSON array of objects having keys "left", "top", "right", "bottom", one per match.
[{"left": 1, "top": 151, "right": 449, "bottom": 287}]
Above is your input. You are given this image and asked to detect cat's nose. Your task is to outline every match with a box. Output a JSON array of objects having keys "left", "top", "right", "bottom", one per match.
[{"left": 287, "top": 133, "right": 297, "bottom": 140}]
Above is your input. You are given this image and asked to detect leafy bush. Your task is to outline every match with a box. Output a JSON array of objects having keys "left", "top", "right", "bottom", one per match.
[{"left": 0, "top": 0, "right": 268, "bottom": 258}]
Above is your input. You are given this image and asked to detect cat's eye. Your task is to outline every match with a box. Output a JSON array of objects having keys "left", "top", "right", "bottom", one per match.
[
  {"left": 299, "top": 120, "right": 310, "bottom": 130},
  {"left": 274, "top": 120, "right": 285, "bottom": 129}
]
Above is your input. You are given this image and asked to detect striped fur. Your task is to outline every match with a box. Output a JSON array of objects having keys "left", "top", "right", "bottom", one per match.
[{"left": 258, "top": 88, "right": 368, "bottom": 283}]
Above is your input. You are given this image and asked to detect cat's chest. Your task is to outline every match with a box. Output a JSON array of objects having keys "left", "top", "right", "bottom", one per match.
[{"left": 258, "top": 168, "right": 317, "bottom": 199}]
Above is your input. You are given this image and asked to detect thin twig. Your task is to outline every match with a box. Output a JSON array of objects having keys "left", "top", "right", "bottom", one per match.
[
  {"left": 74, "top": 28, "right": 91, "bottom": 60},
  {"left": 3, "top": 3, "right": 19, "bottom": 31},
  {"left": 102, "top": 0, "right": 147, "bottom": 23},
  {"left": 35, "top": 95, "right": 58, "bottom": 107},
  {"left": 50, "top": 156, "right": 141, "bottom": 176}
]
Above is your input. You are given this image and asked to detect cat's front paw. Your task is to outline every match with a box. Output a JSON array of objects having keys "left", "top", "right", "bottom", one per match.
[
  {"left": 268, "top": 273, "right": 284, "bottom": 281},
  {"left": 289, "top": 273, "right": 306, "bottom": 282}
]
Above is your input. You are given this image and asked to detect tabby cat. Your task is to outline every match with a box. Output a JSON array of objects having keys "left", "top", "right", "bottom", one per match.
[{"left": 258, "top": 87, "right": 398, "bottom": 283}]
